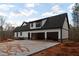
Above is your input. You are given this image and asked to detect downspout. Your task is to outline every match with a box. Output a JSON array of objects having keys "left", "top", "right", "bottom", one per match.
[{"left": 60, "top": 28, "right": 63, "bottom": 43}]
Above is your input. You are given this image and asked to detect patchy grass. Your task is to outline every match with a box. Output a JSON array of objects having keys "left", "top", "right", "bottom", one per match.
[{"left": 31, "top": 42, "right": 79, "bottom": 56}]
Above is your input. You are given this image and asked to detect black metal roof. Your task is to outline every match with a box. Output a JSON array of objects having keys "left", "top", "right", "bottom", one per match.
[{"left": 13, "top": 13, "right": 69, "bottom": 32}]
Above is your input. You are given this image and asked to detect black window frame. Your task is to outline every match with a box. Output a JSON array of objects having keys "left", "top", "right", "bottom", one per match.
[
  {"left": 31, "top": 23, "right": 33, "bottom": 27},
  {"left": 36, "top": 21, "right": 41, "bottom": 27}
]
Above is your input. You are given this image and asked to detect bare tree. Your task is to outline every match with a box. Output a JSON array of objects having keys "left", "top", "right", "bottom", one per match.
[
  {"left": 0, "top": 16, "right": 5, "bottom": 30},
  {"left": 0, "top": 16, "right": 5, "bottom": 41},
  {"left": 72, "top": 3, "right": 79, "bottom": 28},
  {"left": 4, "top": 23, "right": 15, "bottom": 31},
  {"left": 4, "top": 23, "right": 15, "bottom": 39}
]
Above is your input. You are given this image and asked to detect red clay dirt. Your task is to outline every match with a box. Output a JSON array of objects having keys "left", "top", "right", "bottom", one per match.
[{"left": 31, "top": 42, "right": 79, "bottom": 56}]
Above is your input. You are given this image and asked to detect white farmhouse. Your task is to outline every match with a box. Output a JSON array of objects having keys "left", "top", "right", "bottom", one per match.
[{"left": 13, "top": 13, "right": 70, "bottom": 42}]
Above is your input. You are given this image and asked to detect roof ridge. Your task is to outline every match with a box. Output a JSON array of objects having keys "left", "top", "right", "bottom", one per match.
[{"left": 29, "top": 13, "right": 67, "bottom": 23}]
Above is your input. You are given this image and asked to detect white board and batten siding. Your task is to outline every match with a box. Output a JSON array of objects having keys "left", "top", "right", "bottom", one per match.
[
  {"left": 18, "top": 32, "right": 28, "bottom": 37},
  {"left": 14, "top": 29, "right": 61, "bottom": 39},
  {"left": 62, "top": 17, "right": 69, "bottom": 39},
  {"left": 62, "top": 29, "right": 68, "bottom": 39},
  {"left": 14, "top": 32, "right": 17, "bottom": 37},
  {"left": 14, "top": 32, "right": 28, "bottom": 38}
]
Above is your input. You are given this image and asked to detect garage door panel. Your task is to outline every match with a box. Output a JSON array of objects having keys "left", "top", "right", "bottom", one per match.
[
  {"left": 31, "top": 33, "right": 45, "bottom": 40},
  {"left": 47, "top": 32, "right": 58, "bottom": 41}
]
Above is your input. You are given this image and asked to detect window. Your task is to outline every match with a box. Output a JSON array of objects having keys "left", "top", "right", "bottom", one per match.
[
  {"left": 36, "top": 21, "right": 41, "bottom": 27},
  {"left": 17, "top": 32, "right": 18, "bottom": 37},
  {"left": 20, "top": 32, "right": 22, "bottom": 36},
  {"left": 31, "top": 23, "right": 33, "bottom": 27}
]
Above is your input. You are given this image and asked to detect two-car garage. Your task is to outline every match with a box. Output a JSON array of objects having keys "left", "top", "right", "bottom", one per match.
[{"left": 31, "top": 32, "right": 58, "bottom": 41}]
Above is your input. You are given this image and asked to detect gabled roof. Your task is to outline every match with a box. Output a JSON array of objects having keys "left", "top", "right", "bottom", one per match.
[
  {"left": 21, "top": 21, "right": 28, "bottom": 26},
  {"left": 14, "top": 13, "right": 69, "bottom": 32},
  {"left": 14, "top": 23, "right": 30, "bottom": 32},
  {"left": 42, "top": 13, "right": 69, "bottom": 29}
]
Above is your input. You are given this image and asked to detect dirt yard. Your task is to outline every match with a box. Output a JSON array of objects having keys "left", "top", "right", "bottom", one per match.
[{"left": 31, "top": 42, "right": 79, "bottom": 56}]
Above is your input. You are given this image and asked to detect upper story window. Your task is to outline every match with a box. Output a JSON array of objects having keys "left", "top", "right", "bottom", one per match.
[
  {"left": 31, "top": 23, "right": 33, "bottom": 27},
  {"left": 36, "top": 21, "right": 41, "bottom": 27}
]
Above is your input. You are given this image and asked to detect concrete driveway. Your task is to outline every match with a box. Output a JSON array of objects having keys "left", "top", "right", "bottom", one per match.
[{"left": 0, "top": 40, "right": 59, "bottom": 56}]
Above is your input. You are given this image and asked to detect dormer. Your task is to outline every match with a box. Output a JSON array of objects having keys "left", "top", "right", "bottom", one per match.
[{"left": 30, "top": 19, "right": 47, "bottom": 29}]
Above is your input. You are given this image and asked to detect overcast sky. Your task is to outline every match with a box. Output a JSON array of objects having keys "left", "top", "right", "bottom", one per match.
[{"left": 0, "top": 3, "right": 74, "bottom": 27}]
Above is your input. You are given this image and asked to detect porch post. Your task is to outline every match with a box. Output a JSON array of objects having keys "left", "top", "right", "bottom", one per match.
[
  {"left": 60, "top": 28, "right": 63, "bottom": 43},
  {"left": 45, "top": 32, "right": 47, "bottom": 40},
  {"left": 30, "top": 32, "right": 31, "bottom": 40}
]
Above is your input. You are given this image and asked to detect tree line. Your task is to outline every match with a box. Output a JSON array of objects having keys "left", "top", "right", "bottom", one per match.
[
  {"left": 0, "top": 16, "right": 15, "bottom": 41},
  {"left": 69, "top": 3, "right": 79, "bottom": 42}
]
